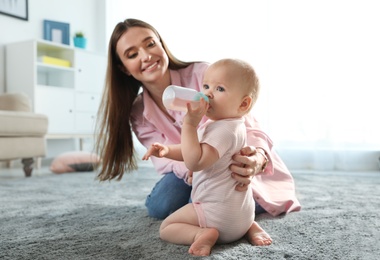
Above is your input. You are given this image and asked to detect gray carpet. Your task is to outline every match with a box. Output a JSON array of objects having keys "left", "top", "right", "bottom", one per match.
[{"left": 1, "top": 166, "right": 379, "bottom": 260}]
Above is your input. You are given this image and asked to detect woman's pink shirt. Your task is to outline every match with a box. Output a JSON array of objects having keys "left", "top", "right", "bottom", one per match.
[{"left": 131, "top": 62, "right": 301, "bottom": 216}]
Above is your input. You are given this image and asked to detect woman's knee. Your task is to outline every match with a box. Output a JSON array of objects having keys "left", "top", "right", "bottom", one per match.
[
  {"left": 145, "top": 172, "right": 191, "bottom": 219},
  {"left": 145, "top": 202, "right": 168, "bottom": 219}
]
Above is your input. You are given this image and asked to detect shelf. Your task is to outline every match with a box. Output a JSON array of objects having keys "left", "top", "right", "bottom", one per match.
[
  {"left": 37, "top": 64, "right": 75, "bottom": 88},
  {"left": 6, "top": 39, "right": 106, "bottom": 135},
  {"left": 36, "top": 39, "right": 73, "bottom": 50},
  {"left": 37, "top": 62, "right": 75, "bottom": 72},
  {"left": 36, "top": 40, "right": 74, "bottom": 67}
]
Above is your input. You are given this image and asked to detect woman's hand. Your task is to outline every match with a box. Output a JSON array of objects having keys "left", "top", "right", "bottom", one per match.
[{"left": 230, "top": 146, "right": 267, "bottom": 191}]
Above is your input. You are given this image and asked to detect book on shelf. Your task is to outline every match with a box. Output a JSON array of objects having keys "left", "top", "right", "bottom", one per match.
[{"left": 38, "top": 56, "right": 71, "bottom": 67}]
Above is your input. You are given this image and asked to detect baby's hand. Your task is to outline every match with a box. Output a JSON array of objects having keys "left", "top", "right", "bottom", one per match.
[
  {"left": 142, "top": 142, "right": 169, "bottom": 160},
  {"left": 184, "top": 98, "right": 209, "bottom": 127},
  {"left": 186, "top": 171, "right": 194, "bottom": 185}
]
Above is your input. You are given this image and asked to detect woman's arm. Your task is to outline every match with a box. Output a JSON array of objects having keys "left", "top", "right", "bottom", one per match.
[{"left": 230, "top": 114, "right": 274, "bottom": 191}]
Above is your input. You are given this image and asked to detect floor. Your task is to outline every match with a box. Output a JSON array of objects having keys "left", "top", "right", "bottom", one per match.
[
  {"left": 0, "top": 160, "right": 155, "bottom": 181},
  {"left": 0, "top": 166, "right": 53, "bottom": 180},
  {"left": 2, "top": 164, "right": 379, "bottom": 182}
]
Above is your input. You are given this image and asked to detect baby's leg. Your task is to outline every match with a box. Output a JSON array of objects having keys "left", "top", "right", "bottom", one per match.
[
  {"left": 160, "top": 203, "right": 219, "bottom": 256},
  {"left": 159, "top": 203, "right": 200, "bottom": 244},
  {"left": 245, "top": 221, "right": 272, "bottom": 246},
  {"left": 188, "top": 227, "right": 219, "bottom": 256}
]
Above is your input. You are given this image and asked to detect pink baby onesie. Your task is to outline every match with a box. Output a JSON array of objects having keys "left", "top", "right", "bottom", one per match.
[{"left": 192, "top": 118, "right": 255, "bottom": 243}]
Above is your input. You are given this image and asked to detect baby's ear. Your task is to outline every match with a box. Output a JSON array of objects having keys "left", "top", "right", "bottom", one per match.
[{"left": 239, "top": 96, "right": 253, "bottom": 113}]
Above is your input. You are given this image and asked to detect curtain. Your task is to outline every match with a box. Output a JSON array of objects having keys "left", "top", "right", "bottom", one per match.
[{"left": 263, "top": 0, "right": 380, "bottom": 171}]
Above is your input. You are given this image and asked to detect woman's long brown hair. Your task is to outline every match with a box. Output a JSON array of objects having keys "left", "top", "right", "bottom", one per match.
[{"left": 95, "top": 18, "right": 193, "bottom": 181}]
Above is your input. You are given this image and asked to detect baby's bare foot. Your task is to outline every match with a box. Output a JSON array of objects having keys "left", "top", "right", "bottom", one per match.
[
  {"left": 246, "top": 221, "right": 272, "bottom": 246},
  {"left": 188, "top": 228, "right": 219, "bottom": 256}
]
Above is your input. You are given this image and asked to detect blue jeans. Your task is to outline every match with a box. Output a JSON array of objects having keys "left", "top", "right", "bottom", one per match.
[{"left": 145, "top": 172, "right": 266, "bottom": 220}]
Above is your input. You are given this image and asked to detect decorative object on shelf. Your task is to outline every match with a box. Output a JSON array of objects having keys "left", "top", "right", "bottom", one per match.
[
  {"left": 38, "top": 55, "right": 71, "bottom": 67},
  {"left": 0, "top": 0, "right": 28, "bottom": 21},
  {"left": 43, "top": 19, "right": 70, "bottom": 45},
  {"left": 73, "top": 31, "right": 87, "bottom": 49}
]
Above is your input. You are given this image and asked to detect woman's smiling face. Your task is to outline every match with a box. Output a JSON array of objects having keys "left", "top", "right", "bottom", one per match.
[{"left": 116, "top": 26, "right": 169, "bottom": 85}]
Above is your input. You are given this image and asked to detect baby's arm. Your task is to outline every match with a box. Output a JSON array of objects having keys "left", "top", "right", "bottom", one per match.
[
  {"left": 181, "top": 99, "right": 219, "bottom": 172},
  {"left": 142, "top": 142, "right": 183, "bottom": 161},
  {"left": 184, "top": 142, "right": 219, "bottom": 171}
]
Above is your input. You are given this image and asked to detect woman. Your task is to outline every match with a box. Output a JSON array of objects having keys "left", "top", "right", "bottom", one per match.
[{"left": 95, "top": 18, "right": 301, "bottom": 244}]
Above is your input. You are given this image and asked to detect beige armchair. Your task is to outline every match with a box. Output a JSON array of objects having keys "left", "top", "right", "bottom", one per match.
[{"left": 0, "top": 92, "right": 48, "bottom": 176}]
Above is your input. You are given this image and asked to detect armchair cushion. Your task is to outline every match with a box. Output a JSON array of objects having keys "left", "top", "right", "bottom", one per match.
[
  {"left": 0, "top": 111, "right": 48, "bottom": 136},
  {"left": 0, "top": 92, "right": 31, "bottom": 112},
  {"left": 0, "top": 92, "right": 48, "bottom": 177}
]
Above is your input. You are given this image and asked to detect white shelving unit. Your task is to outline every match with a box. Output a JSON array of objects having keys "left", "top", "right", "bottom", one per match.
[{"left": 5, "top": 39, "right": 106, "bottom": 138}]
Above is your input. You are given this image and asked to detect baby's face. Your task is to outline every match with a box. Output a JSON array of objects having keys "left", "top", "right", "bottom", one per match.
[{"left": 202, "top": 64, "right": 246, "bottom": 120}]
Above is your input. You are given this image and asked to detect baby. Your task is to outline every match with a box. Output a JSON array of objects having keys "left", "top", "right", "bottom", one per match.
[{"left": 143, "top": 58, "right": 272, "bottom": 256}]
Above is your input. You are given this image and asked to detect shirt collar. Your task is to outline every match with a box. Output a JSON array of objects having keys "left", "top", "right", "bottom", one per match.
[{"left": 141, "top": 69, "right": 178, "bottom": 120}]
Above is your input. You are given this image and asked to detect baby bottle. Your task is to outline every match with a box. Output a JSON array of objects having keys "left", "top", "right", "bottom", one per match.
[{"left": 162, "top": 85, "right": 209, "bottom": 112}]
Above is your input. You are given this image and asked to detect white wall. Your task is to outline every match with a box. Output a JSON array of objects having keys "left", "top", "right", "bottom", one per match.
[
  {"left": 0, "top": 0, "right": 107, "bottom": 93},
  {"left": 106, "top": 0, "right": 380, "bottom": 171}
]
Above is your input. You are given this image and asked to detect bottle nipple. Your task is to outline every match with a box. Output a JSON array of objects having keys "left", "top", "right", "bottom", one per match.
[{"left": 194, "top": 92, "right": 209, "bottom": 102}]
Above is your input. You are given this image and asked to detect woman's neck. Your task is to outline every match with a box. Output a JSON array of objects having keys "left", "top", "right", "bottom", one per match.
[{"left": 143, "top": 70, "right": 171, "bottom": 112}]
